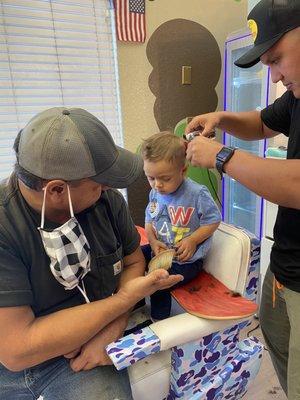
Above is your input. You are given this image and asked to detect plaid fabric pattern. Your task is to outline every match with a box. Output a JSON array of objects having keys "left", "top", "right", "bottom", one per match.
[{"left": 39, "top": 217, "right": 91, "bottom": 289}]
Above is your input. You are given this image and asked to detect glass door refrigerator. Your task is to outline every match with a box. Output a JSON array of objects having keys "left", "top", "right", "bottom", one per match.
[{"left": 223, "top": 29, "right": 271, "bottom": 239}]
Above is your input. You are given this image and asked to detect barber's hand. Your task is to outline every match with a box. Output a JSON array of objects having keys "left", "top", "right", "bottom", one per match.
[
  {"left": 186, "top": 136, "right": 223, "bottom": 169},
  {"left": 175, "top": 236, "right": 197, "bottom": 262},
  {"left": 186, "top": 112, "right": 221, "bottom": 137},
  {"left": 150, "top": 239, "right": 168, "bottom": 256},
  {"left": 66, "top": 316, "right": 128, "bottom": 371}
]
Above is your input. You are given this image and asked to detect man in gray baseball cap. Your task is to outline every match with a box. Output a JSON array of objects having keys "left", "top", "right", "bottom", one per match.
[
  {"left": 17, "top": 106, "right": 142, "bottom": 188},
  {"left": 0, "top": 107, "right": 182, "bottom": 400},
  {"left": 184, "top": 1, "right": 300, "bottom": 398}
]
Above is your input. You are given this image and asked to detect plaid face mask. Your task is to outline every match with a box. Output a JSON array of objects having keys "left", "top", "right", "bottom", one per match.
[{"left": 38, "top": 184, "right": 91, "bottom": 303}]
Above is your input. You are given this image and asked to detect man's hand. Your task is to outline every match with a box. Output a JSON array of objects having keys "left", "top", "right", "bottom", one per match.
[
  {"left": 150, "top": 239, "right": 168, "bottom": 256},
  {"left": 119, "top": 269, "right": 183, "bottom": 305},
  {"left": 65, "top": 316, "right": 128, "bottom": 371},
  {"left": 64, "top": 270, "right": 183, "bottom": 372},
  {"left": 64, "top": 348, "right": 81, "bottom": 359},
  {"left": 175, "top": 236, "right": 197, "bottom": 262},
  {"left": 186, "top": 136, "right": 223, "bottom": 169},
  {"left": 186, "top": 112, "right": 222, "bottom": 137}
]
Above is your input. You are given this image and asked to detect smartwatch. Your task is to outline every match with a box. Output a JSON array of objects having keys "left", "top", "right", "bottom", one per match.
[{"left": 216, "top": 146, "right": 235, "bottom": 176}]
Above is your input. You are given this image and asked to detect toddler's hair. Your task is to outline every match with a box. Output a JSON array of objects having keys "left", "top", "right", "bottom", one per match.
[{"left": 141, "top": 131, "right": 186, "bottom": 167}]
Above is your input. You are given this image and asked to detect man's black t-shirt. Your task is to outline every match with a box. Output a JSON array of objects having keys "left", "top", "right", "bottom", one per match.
[
  {"left": 0, "top": 175, "right": 140, "bottom": 316},
  {"left": 261, "top": 90, "right": 300, "bottom": 292}
]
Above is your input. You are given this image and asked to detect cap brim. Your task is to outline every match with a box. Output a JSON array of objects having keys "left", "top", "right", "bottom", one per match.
[
  {"left": 90, "top": 146, "right": 143, "bottom": 188},
  {"left": 234, "top": 33, "right": 285, "bottom": 68}
]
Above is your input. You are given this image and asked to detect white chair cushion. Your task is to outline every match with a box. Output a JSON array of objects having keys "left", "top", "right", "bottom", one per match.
[
  {"left": 204, "top": 222, "right": 251, "bottom": 294},
  {"left": 150, "top": 313, "right": 248, "bottom": 351}
]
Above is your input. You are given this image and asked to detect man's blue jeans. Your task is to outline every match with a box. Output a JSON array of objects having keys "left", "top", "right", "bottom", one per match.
[{"left": 0, "top": 357, "right": 132, "bottom": 400}]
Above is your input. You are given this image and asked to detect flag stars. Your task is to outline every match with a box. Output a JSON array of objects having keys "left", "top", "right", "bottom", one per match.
[{"left": 129, "top": 0, "right": 145, "bottom": 13}]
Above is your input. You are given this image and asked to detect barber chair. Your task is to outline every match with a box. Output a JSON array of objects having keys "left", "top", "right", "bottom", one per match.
[{"left": 106, "top": 222, "right": 263, "bottom": 399}]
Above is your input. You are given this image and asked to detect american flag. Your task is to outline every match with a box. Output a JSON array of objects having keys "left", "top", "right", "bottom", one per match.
[{"left": 114, "top": 0, "right": 146, "bottom": 43}]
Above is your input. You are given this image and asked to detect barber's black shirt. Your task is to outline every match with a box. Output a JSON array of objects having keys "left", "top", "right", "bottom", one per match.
[
  {"left": 0, "top": 175, "right": 140, "bottom": 316},
  {"left": 261, "top": 90, "right": 300, "bottom": 291}
]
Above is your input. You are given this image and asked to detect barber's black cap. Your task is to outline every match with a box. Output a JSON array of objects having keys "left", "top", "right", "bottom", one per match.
[{"left": 235, "top": 0, "right": 300, "bottom": 69}]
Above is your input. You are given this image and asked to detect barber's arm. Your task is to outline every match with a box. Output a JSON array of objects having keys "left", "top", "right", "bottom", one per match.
[
  {"left": 0, "top": 266, "right": 182, "bottom": 371},
  {"left": 186, "top": 135, "right": 300, "bottom": 210},
  {"left": 186, "top": 110, "right": 278, "bottom": 140}
]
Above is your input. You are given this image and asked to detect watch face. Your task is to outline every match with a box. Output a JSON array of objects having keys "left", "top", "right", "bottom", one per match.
[
  {"left": 217, "top": 147, "right": 234, "bottom": 160},
  {"left": 216, "top": 146, "right": 235, "bottom": 175}
]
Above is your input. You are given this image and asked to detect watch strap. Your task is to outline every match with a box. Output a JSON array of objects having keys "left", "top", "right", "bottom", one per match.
[{"left": 216, "top": 146, "right": 235, "bottom": 176}]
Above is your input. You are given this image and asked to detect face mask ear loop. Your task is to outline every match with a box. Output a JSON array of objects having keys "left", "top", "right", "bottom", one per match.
[
  {"left": 40, "top": 186, "right": 47, "bottom": 229},
  {"left": 67, "top": 185, "right": 74, "bottom": 218},
  {"left": 77, "top": 281, "right": 90, "bottom": 303}
]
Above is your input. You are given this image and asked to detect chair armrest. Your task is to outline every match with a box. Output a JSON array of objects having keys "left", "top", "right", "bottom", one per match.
[
  {"left": 106, "top": 326, "right": 161, "bottom": 370},
  {"left": 106, "top": 313, "right": 249, "bottom": 370},
  {"left": 150, "top": 313, "right": 249, "bottom": 350}
]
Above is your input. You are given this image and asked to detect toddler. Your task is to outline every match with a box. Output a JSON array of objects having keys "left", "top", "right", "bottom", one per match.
[{"left": 141, "top": 132, "right": 221, "bottom": 320}]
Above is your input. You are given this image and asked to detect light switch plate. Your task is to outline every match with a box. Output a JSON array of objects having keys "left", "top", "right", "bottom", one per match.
[{"left": 182, "top": 66, "right": 192, "bottom": 85}]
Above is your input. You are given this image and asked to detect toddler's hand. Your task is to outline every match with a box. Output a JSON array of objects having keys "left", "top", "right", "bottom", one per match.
[
  {"left": 151, "top": 240, "right": 168, "bottom": 256},
  {"left": 175, "top": 237, "right": 197, "bottom": 262}
]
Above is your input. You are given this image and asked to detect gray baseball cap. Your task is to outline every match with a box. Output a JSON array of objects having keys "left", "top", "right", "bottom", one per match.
[{"left": 17, "top": 107, "right": 142, "bottom": 188}]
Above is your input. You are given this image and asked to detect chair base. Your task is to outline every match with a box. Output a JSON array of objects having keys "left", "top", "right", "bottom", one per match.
[
  {"left": 168, "top": 336, "right": 263, "bottom": 400},
  {"left": 129, "top": 336, "right": 263, "bottom": 400}
]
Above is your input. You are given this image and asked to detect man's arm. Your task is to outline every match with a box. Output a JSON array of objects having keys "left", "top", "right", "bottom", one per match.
[
  {"left": 119, "top": 245, "right": 145, "bottom": 287},
  {"left": 0, "top": 268, "right": 182, "bottom": 371},
  {"left": 95, "top": 246, "right": 147, "bottom": 339},
  {"left": 64, "top": 246, "right": 147, "bottom": 371},
  {"left": 186, "top": 111, "right": 279, "bottom": 140},
  {"left": 223, "top": 150, "right": 300, "bottom": 209},
  {"left": 104, "top": 246, "right": 146, "bottom": 343},
  {"left": 186, "top": 136, "right": 300, "bottom": 209}
]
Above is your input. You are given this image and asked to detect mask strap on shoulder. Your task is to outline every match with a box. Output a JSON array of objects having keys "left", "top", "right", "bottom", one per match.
[{"left": 77, "top": 279, "right": 90, "bottom": 303}]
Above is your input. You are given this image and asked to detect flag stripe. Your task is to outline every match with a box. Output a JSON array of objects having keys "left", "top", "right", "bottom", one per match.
[
  {"left": 135, "top": 13, "right": 140, "bottom": 42},
  {"left": 130, "top": 9, "right": 136, "bottom": 41},
  {"left": 126, "top": 0, "right": 132, "bottom": 41},
  {"left": 116, "top": 0, "right": 122, "bottom": 41},
  {"left": 114, "top": 0, "right": 145, "bottom": 43}
]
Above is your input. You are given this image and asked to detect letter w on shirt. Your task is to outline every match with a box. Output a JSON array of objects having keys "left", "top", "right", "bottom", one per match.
[{"left": 168, "top": 206, "right": 194, "bottom": 226}]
